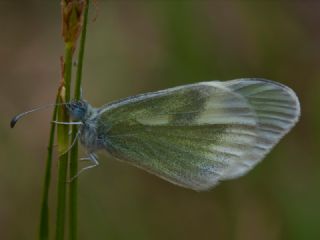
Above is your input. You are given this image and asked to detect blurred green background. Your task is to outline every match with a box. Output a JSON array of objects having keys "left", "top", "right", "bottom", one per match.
[{"left": 1, "top": 1, "right": 319, "bottom": 239}]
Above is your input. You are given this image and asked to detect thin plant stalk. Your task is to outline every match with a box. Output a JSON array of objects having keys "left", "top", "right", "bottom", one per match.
[
  {"left": 39, "top": 1, "right": 88, "bottom": 239},
  {"left": 39, "top": 94, "right": 59, "bottom": 240},
  {"left": 74, "top": 0, "right": 89, "bottom": 100},
  {"left": 55, "top": 43, "right": 73, "bottom": 240},
  {"left": 69, "top": 1, "right": 90, "bottom": 239}
]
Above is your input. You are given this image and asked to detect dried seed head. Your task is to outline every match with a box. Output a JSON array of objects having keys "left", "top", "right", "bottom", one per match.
[{"left": 61, "top": 0, "right": 86, "bottom": 46}]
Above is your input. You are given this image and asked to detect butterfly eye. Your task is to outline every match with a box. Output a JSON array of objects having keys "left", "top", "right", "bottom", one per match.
[{"left": 66, "top": 101, "right": 87, "bottom": 121}]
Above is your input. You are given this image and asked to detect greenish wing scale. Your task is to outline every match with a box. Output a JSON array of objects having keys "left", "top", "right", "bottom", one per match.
[{"left": 97, "top": 82, "right": 260, "bottom": 190}]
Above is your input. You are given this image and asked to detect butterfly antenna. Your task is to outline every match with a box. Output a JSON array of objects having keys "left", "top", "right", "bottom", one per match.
[{"left": 10, "top": 103, "right": 65, "bottom": 128}]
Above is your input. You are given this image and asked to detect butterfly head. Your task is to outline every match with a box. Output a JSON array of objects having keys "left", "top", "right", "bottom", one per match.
[{"left": 66, "top": 100, "right": 89, "bottom": 121}]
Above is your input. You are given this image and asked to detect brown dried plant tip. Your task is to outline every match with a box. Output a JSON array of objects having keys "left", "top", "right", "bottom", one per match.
[{"left": 61, "top": 0, "right": 86, "bottom": 45}]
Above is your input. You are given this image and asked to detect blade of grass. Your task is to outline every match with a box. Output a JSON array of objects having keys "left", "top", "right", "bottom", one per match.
[
  {"left": 39, "top": 94, "right": 59, "bottom": 240},
  {"left": 55, "top": 42, "right": 73, "bottom": 240},
  {"left": 69, "top": 1, "right": 90, "bottom": 239},
  {"left": 74, "top": 0, "right": 89, "bottom": 101}
]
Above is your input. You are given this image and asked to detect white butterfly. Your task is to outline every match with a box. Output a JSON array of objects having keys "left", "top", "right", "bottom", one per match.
[
  {"left": 63, "top": 78, "right": 300, "bottom": 190},
  {"left": 11, "top": 78, "right": 300, "bottom": 191}
]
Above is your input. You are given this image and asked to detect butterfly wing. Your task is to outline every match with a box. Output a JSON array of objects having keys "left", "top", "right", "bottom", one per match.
[
  {"left": 221, "top": 79, "right": 300, "bottom": 179},
  {"left": 96, "top": 79, "right": 300, "bottom": 191}
]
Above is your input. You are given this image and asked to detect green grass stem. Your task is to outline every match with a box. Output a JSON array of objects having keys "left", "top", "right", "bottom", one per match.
[
  {"left": 55, "top": 42, "right": 73, "bottom": 240},
  {"left": 69, "top": 1, "right": 90, "bottom": 240},
  {"left": 39, "top": 94, "right": 59, "bottom": 240}
]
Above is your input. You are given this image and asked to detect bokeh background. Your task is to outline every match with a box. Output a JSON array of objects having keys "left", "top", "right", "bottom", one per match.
[{"left": 1, "top": 1, "right": 319, "bottom": 239}]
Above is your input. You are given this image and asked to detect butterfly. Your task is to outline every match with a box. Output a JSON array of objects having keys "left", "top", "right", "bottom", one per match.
[
  {"left": 56, "top": 78, "right": 300, "bottom": 191},
  {"left": 11, "top": 78, "right": 300, "bottom": 191}
]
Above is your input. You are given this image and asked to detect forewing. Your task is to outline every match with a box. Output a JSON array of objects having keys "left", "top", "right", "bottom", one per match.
[{"left": 97, "top": 82, "right": 259, "bottom": 190}]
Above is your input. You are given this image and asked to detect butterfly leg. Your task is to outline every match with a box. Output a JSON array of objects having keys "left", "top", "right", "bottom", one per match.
[
  {"left": 79, "top": 152, "right": 98, "bottom": 161},
  {"left": 68, "top": 152, "right": 99, "bottom": 182},
  {"left": 59, "top": 130, "right": 81, "bottom": 156},
  {"left": 79, "top": 157, "right": 91, "bottom": 162}
]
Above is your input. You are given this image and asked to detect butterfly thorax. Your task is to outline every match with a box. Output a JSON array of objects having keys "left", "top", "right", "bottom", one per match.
[
  {"left": 66, "top": 100, "right": 104, "bottom": 152},
  {"left": 79, "top": 106, "right": 106, "bottom": 152},
  {"left": 79, "top": 120, "right": 100, "bottom": 152}
]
